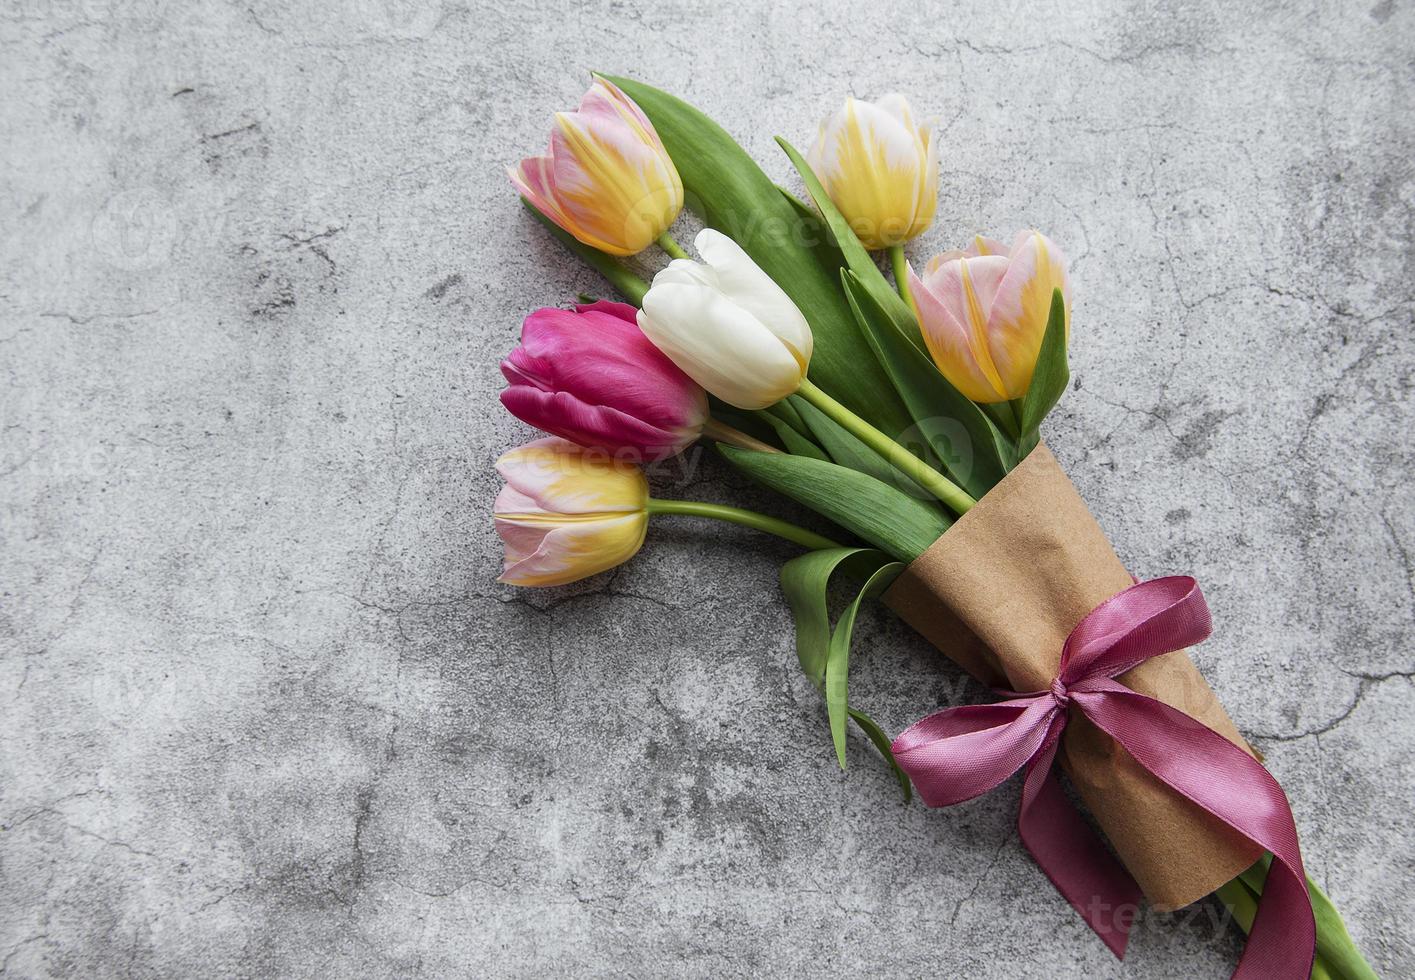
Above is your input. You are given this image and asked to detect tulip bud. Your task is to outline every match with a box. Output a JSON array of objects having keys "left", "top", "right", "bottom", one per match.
[
  {"left": 909, "top": 231, "right": 1072, "bottom": 404},
  {"left": 636, "top": 229, "right": 813, "bottom": 411},
  {"left": 509, "top": 79, "right": 684, "bottom": 257},
  {"left": 494, "top": 437, "right": 649, "bottom": 587},
  {"left": 500, "top": 301, "right": 708, "bottom": 461},
  {"left": 806, "top": 94, "right": 938, "bottom": 250}
]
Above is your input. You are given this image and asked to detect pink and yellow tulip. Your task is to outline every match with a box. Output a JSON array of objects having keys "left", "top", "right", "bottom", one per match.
[
  {"left": 494, "top": 438, "right": 649, "bottom": 587},
  {"left": 500, "top": 301, "right": 708, "bottom": 461},
  {"left": 509, "top": 79, "right": 683, "bottom": 257},
  {"left": 806, "top": 94, "right": 938, "bottom": 250},
  {"left": 909, "top": 231, "right": 1072, "bottom": 404}
]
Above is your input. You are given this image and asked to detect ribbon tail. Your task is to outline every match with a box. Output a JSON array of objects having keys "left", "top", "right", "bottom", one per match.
[
  {"left": 1075, "top": 685, "right": 1315, "bottom": 980},
  {"left": 1018, "top": 727, "right": 1142, "bottom": 959}
]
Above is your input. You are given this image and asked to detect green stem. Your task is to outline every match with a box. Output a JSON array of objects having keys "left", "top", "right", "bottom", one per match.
[
  {"left": 521, "top": 198, "right": 649, "bottom": 305},
  {"left": 1216, "top": 874, "right": 1342, "bottom": 979},
  {"left": 657, "top": 231, "right": 690, "bottom": 260},
  {"left": 1008, "top": 398, "right": 1026, "bottom": 437},
  {"left": 702, "top": 417, "right": 780, "bottom": 454},
  {"left": 887, "top": 244, "right": 918, "bottom": 318},
  {"left": 1225, "top": 857, "right": 1378, "bottom": 980},
  {"left": 1215, "top": 878, "right": 1259, "bottom": 933},
  {"left": 646, "top": 498, "right": 839, "bottom": 551},
  {"left": 795, "top": 377, "right": 976, "bottom": 516}
]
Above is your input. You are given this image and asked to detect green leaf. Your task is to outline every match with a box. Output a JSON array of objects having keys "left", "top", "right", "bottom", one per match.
[
  {"left": 789, "top": 394, "right": 933, "bottom": 500},
  {"left": 776, "top": 138, "right": 925, "bottom": 353},
  {"left": 981, "top": 401, "right": 1021, "bottom": 442},
  {"left": 776, "top": 185, "right": 849, "bottom": 274},
  {"left": 779, "top": 547, "right": 888, "bottom": 685},
  {"left": 779, "top": 548, "right": 912, "bottom": 799},
  {"left": 826, "top": 562, "right": 902, "bottom": 766},
  {"left": 520, "top": 199, "right": 648, "bottom": 305},
  {"left": 840, "top": 270, "right": 1013, "bottom": 497},
  {"left": 1237, "top": 857, "right": 1378, "bottom": 980},
  {"left": 704, "top": 403, "right": 788, "bottom": 454},
  {"left": 847, "top": 708, "right": 912, "bottom": 802},
  {"left": 1018, "top": 288, "right": 1070, "bottom": 437},
  {"left": 602, "top": 75, "right": 914, "bottom": 439},
  {"left": 1236, "top": 856, "right": 1378, "bottom": 980},
  {"left": 757, "top": 409, "right": 829, "bottom": 460},
  {"left": 719, "top": 445, "right": 949, "bottom": 562},
  {"left": 766, "top": 397, "right": 811, "bottom": 439},
  {"left": 1306, "top": 875, "right": 1379, "bottom": 980},
  {"left": 1307, "top": 876, "right": 1375, "bottom": 972}
]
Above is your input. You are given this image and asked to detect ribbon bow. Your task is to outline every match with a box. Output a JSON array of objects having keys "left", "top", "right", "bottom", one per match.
[{"left": 892, "top": 576, "right": 1314, "bottom": 979}]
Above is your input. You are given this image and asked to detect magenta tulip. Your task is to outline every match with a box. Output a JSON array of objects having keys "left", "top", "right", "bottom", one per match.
[{"left": 500, "top": 300, "right": 709, "bottom": 461}]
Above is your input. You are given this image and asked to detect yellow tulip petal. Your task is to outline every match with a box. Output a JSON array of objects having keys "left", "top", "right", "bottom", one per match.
[
  {"left": 511, "top": 80, "right": 682, "bottom": 257},
  {"left": 496, "top": 437, "right": 648, "bottom": 515},
  {"left": 984, "top": 232, "right": 1072, "bottom": 398},
  {"left": 807, "top": 95, "right": 934, "bottom": 249},
  {"left": 494, "top": 437, "right": 650, "bottom": 587},
  {"left": 496, "top": 513, "right": 647, "bottom": 587}
]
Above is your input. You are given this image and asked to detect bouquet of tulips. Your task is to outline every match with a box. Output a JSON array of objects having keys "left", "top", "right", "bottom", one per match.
[{"left": 493, "top": 76, "right": 1377, "bottom": 979}]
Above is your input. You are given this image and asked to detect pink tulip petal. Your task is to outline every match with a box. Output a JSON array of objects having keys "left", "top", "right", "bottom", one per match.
[
  {"left": 917, "top": 255, "right": 1012, "bottom": 400},
  {"left": 573, "top": 299, "right": 639, "bottom": 323},
  {"left": 501, "top": 387, "right": 692, "bottom": 461},
  {"left": 509, "top": 157, "right": 577, "bottom": 238},
  {"left": 494, "top": 512, "right": 550, "bottom": 565},
  {"left": 578, "top": 78, "right": 656, "bottom": 136},
  {"left": 501, "top": 306, "right": 707, "bottom": 455},
  {"left": 494, "top": 483, "right": 545, "bottom": 519},
  {"left": 923, "top": 235, "right": 1010, "bottom": 275},
  {"left": 910, "top": 263, "right": 1008, "bottom": 403},
  {"left": 925, "top": 249, "right": 968, "bottom": 273},
  {"left": 973, "top": 235, "right": 1010, "bottom": 257}
]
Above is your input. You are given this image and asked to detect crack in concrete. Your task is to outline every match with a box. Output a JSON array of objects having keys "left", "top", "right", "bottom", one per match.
[{"left": 1250, "top": 669, "right": 1415, "bottom": 742}]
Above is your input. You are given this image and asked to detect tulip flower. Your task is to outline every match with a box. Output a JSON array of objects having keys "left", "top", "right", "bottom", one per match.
[
  {"left": 806, "top": 94, "right": 938, "bottom": 251},
  {"left": 509, "top": 78, "right": 684, "bottom": 257},
  {"left": 501, "top": 301, "right": 709, "bottom": 461},
  {"left": 637, "top": 228, "right": 813, "bottom": 411},
  {"left": 909, "top": 231, "right": 1072, "bottom": 404},
  {"left": 634, "top": 229, "right": 975, "bottom": 515},
  {"left": 495, "top": 438, "right": 838, "bottom": 588},
  {"left": 495, "top": 437, "right": 650, "bottom": 587}
]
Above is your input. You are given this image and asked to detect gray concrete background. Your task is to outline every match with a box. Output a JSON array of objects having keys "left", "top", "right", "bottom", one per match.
[{"left": 2, "top": 0, "right": 1412, "bottom": 976}]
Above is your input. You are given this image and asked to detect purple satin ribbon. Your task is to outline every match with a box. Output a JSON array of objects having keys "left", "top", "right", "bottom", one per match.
[{"left": 892, "top": 576, "right": 1314, "bottom": 978}]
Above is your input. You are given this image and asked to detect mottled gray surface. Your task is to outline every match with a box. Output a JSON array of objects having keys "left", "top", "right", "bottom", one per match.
[{"left": 1, "top": 0, "right": 1412, "bottom": 976}]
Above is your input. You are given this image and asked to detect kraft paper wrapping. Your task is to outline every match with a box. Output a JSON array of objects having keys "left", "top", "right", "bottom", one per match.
[{"left": 883, "top": 443, "right": 1261, "bottom": 910}]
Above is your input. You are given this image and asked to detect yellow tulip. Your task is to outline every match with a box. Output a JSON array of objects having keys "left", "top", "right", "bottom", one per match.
[
  {"left": 806, "top": 94, "right": 938, "bottom": 250},
  {"left": 909, "top": 231, "right": 1072, "bottom": 403},
  {"left": 509, "top": 79, "right": 683, "bottom": 257},
  {"left": 494, "top": 437, "right": 648, "bottom": 587}
]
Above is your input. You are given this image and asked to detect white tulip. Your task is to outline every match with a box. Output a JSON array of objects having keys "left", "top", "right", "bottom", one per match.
[{"left": 636, "top": 229, "right": 814, "bottom": 410}]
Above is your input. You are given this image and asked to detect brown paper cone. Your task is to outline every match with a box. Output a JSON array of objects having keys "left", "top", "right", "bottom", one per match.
[{"left": 883, "top": 443, "right": 1261, "bottom": 910}]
